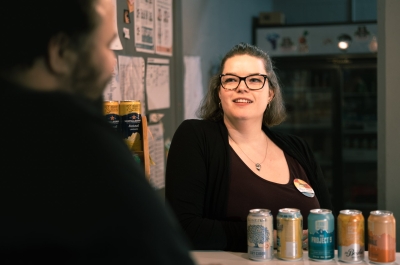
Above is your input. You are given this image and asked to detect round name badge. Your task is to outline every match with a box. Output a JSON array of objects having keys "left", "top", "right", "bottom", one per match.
[{"left": 294, "top": 178, "right": 315, "bottom": 198}]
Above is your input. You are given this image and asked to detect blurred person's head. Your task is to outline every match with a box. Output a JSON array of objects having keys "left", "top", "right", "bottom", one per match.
[
  {"left": 197, "top": 43, "right": 286, "bottom": 126},
  {"left": 0, "top": 0, "right": 116, "bottom": 101}
]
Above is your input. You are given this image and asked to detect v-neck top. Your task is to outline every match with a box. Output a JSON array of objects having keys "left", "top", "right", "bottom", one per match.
[{"left": 226, "top": 146, "right": 320, "bottom": 229}]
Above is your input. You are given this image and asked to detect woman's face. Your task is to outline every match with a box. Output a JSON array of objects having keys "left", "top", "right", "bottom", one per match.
[{"left": 218, "top": 54, "right": 274, "bottom": 124}]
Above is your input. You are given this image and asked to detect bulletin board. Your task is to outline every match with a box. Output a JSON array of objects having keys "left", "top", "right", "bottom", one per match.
[{"left": 105, "top": 0, "right": 183, "bottom": 194}]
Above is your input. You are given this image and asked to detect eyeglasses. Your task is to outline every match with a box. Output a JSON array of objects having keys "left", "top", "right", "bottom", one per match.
[{"left": 220, "top": 74, "right": 269, "bottom": 90}]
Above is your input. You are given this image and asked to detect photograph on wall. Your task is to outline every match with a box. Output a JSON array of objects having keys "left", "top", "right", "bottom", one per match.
[
  {"left": 155, "top": 0, "right": 173, "bottom": 56},
  {"left": 118, "top": 55, "right": 146, "bottom": 115},
  {"left": 146, "top": 57, "right": 170, "bottom": 110},
  {"left": 134, "top": 0, "right": 155, "bottom": 53}
]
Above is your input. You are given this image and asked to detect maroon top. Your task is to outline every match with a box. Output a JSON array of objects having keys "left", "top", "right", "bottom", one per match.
[{"left": 226, "top": 146, "right": 320, "bottom": 229}]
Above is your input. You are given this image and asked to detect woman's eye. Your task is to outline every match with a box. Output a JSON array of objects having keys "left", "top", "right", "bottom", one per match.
[{"left": 248, "top": 78, "right": 262, "bottom": 83}]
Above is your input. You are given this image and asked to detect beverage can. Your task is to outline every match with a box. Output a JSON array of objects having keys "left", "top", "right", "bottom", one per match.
[
  {"left": 247, "top": 209, "right": 273, "bottom": 261},
  {"left": 338, "top": 209, "right": 365, "bottom": 263},
  {"left": 119, "top": 100, "right": 142, "bottom": 151},
  {"left": 368, "top": 210, "right": 396, "bottom": 263},
  {"left": 103, "top": 101, "right": 120, "bottom": 132},
  {"left": 276, "top": 208, "right": 303, "bottom": 261},
  {"left": 308, "top": 209, "right": 335, "bottom": 261}
]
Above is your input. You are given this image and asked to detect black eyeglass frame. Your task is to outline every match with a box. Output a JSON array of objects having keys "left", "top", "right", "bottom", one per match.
[{"left": 219, "top": 73, "right": 271, "bottom": 91}]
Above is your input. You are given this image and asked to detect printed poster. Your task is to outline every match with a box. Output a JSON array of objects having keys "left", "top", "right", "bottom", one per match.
[
  {"left": 155, "top": 0, "right": 173, "bottom": 56},
  {"left": 103, "top": 55, "right": 121, "bottom": 100},
  {"left": 148, "top": 123, "right": 165, "bottom": 190},
  {"left": 146, "top": 58, "right": 170, "bottom": 110},
  {"left": 118, "top": 55, "right": 146, "bottom": 115},
  {"left": 134, "top": 0, "right": 155, "bottom": 53}
]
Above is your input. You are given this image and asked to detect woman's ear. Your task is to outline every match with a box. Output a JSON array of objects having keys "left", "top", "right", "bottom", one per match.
[
  {"left": 269, "top": 88, "right": 275, "bottom": 101},
  {"left": 47, "top": 33, "right": 77, "bottom": 76}
]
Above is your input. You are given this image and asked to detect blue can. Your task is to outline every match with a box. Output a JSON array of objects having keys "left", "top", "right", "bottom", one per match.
[{"left": 308, "top": 209, "right": 335, "bottom": 261}]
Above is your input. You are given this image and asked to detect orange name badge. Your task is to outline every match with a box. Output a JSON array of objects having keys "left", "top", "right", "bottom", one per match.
[{"left": 294, "top": 178, "right": 315, "bottom": 198}]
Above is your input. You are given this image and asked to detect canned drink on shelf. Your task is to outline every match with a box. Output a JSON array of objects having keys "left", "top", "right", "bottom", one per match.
[
  {"left": 338, "top": 209, "right": 365, "bottom": 263},
  {"left": 368, "top": 210, "right": 396, "bottom": 264},
  {"left": 119, "top": 100, "right": 142, "bottom": 151},
  {"left": 103, "top": 101, "right": 120, "bottom": 132},
  {"left": 247, "top": 209, "right": 273, "bottom": 261},
  {"left": 276, "top": 208, "right": 303, "bottom": 261},
  {"left": 308, "top": 209, "right": 335, "bottom": 261}
]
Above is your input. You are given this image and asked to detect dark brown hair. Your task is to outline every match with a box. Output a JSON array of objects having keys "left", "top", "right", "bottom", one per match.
[
  {"left": 197, "top": 43, "right": 286, "bottom": 126},
  {"left": 0, "top": 0, "right": 99, "bottom": 71}
]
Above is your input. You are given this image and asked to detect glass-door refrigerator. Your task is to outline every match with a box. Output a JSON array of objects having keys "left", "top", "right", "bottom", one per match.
[
  {"left": 270, "top": 56, "right": 377, "bottom": 218},
  {"left": 254, "top": 22, "right": 378, "bottom": 232}
]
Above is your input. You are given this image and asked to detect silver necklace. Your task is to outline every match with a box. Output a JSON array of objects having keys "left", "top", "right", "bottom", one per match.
[{"left": 229, "top": 135, "right": 269, "bottom": 171}]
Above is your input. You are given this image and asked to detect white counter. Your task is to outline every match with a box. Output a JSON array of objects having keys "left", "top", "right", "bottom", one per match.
[{"left": 191, "top": 251, "right": 400, "bottom": 265}]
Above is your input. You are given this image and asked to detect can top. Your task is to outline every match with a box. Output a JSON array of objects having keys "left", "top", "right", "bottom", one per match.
[
  {"left": 249, "top": 209, "right": 272, "bottom": 216},
  {"left": 370, "top": 210, "right": 393, "bottom": 216},
  {"left": 278, "top": 208, "right": 302, "bottom": 219},
  {"left": 120, "top": 100, "right": 140, "bottom": 102},
  {"left": 310, "top": 209, "right": 332, "bottom": 214},
  {"left": 340, "top": 209, "right": 362, "bottom": 215},
  {"left": 279, "top": 208, "right": 300, "bottom": 214},
  {"left": 103, "top": 100, "right": 119, "bottom": 103}
]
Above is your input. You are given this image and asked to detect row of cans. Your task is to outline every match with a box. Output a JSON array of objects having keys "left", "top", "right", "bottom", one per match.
[
  {"left": 247, "top": 208, "right": 396, "bottom": 263},
  {"left": 103, "top": 100, "right": 142, "bottom": 150}
]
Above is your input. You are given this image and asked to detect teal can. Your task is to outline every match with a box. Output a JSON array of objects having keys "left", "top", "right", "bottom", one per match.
[{"left": 308, "top": 209, "right": 335, "bottom": 261}]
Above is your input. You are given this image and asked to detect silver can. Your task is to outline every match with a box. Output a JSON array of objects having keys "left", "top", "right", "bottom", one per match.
[{"left": 247, "top": 209, "right": 273, "bottom": 261}]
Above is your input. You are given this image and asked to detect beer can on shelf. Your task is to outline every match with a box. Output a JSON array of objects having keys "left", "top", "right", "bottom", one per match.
[
  {"left": 368, "top": 210, "right": 396, "bottom": 264},
  {"left": 247, "top": 209, "right": 273, "bottom": 261},
  {"left": 103, "top": 101, "right": 120, "bottom": 132},
  {"left": 119, "top": 100, "right": 142, "bottom": 151},
  {"left": 338, "top": 209, "right": 365, "bottom": 263},
  {"left": 276, "top": 208, "right": 303, "bottom": 261},
  {"left": 308, "top": 209, "right": 335, "bottom": 261}
]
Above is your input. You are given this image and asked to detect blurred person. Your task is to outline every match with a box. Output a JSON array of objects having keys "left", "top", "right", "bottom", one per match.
[
  {"left": 0, "top": 0, "right": 195, "bottom": 264},
  {"left": 166, "top": 43, "right": 333, "bottom": 252}
]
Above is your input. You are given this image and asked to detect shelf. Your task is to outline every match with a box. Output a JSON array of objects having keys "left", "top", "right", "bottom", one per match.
[
  {"left": 277, "top": 123, "right": 332, "bottom": 130},
  {"left": 343, "top": 149, "right": 377, "bottom": 162},
  {"left": 343, "top": 92, "right": 377, "bottom": 97},
  {"left": 129, "top": 116, "right": 150, "bottom": 180},
  {"left": 342, "top": 129, "right": 377, "bottom": 134},
  {"left": 344, "top": 202, "right": 377, "bottom": 210}
]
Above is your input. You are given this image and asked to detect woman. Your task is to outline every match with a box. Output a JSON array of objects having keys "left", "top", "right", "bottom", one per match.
[{"left": 165, "top": 43, "right": 333, "bottom": 252}]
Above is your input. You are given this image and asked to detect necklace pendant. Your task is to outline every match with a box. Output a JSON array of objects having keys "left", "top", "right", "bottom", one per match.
[{"left": 255, "top": 163, "right": 261, "bottom": 171}]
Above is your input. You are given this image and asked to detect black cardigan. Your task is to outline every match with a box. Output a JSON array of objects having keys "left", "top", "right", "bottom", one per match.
[{"left": 166, "top": 119, "right": 333, "bottom": 252}]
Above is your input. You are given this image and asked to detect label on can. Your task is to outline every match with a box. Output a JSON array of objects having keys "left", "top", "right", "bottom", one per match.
[
  {"left": 120, "top": 100, "right": 141, "bottom": 138},
  {"left": 368, "top": 210, "right": 396, "bottom": 263},
  {"left": 103, "top": 101, "right": 120, "bottom": 132},
  {"left": 308, "top": 209, "right": 335, "bottom": 261},
  {"left": 276, "top": 208, "right": 303, "bottom": 261},
  {"left": 338, "top": 209, "right": 365, "bottom": 263},
  {"left": 247, "top": 209, "right": 273, "bottom": 261}
]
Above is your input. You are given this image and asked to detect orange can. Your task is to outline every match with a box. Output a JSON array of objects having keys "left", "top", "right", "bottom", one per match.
[
  {"left": 337, "top": 210, "right": 365, "bottom": 263},
  {"left": 368, "top": 210, "right": 396, "bottom": 263}
]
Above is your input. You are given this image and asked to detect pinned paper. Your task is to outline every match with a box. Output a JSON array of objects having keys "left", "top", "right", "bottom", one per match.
[
  {"left": 123, "top": 28, "right": 130, "bottom": 39},
  {"left": 110, "top": 0, "right": 123, "bottom": 50},
  {"left": 149, "top": 113, "right": 164, "bottom": 123},
  {"left": 127, "top": 0, "right": 134, "bottom": 13}
]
